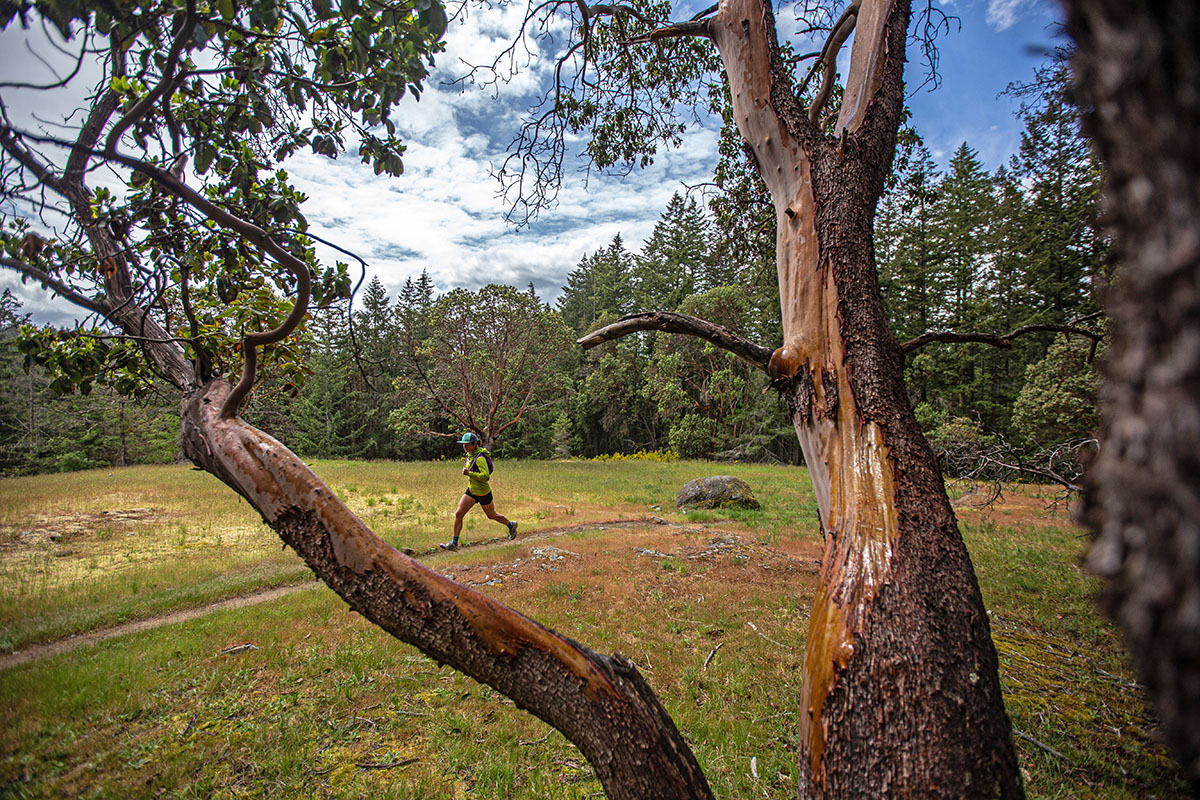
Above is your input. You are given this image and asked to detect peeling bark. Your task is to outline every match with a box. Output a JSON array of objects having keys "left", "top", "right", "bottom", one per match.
[
  {"left": 180, "top": 378, "right": 714, "bottom": 800},
  {"left": 709, "top": 0, "right": 1022, "bottom": 795}
]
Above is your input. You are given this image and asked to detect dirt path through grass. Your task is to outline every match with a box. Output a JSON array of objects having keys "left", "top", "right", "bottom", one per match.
[{"left": 0, "top": 517, "right": 660, "bottom": 671}]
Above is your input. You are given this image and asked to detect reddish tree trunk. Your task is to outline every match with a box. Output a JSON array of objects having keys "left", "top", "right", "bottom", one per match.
[
  {"left": 180, "top": 379, "right": 714, "bottom": 800},
  {"left": 709, "top": 0, "right": 1023, "bottom": 794}
]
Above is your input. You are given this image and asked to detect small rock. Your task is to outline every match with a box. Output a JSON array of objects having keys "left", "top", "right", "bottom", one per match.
[
  {"left": 676, "top": 476, "right": 760, "bottom": 511},
  {"left": 635, "top": 548, "right": 672, "bottom": 559}
]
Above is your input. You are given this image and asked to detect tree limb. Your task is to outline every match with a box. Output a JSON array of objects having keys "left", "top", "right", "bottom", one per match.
[
  {"left": 807, "top": 0, "right": 860, "bottom": 125},
  {"left": 623, "top": 20, "right": 711, "bottom": 44},
  {"left": 579, "top": 311, "right": 772, "bottom": 372},
  {"left": 181, "top": 378, "right": 716, "bottom": 800},
  {"left": 901, "top": 322, "right": 1104, "bottom": 355},
  {"left": 103, "top": 0, "right": 198, "bottom": 155},
  {"left": 3, "top": 124, "right": 312, "bottom": 410},
  {"left": 0, "top": 255, "right": 110, "bottom": 316}
]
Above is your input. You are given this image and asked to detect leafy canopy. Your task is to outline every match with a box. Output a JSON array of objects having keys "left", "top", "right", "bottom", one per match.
[{"left": 1, "top": 0, "right": 446, "bottom": 394}]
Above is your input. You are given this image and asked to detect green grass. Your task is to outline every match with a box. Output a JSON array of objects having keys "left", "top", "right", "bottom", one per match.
[{"left": 0, "top": 461, "right": 1190, "bottom": 799}]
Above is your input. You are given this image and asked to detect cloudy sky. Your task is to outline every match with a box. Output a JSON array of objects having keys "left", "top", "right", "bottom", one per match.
[{"left": 0, "top": 0, "right": 1061, "bottom": 323}]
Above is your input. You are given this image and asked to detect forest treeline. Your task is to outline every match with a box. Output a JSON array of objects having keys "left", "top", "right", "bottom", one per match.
[{"left": 0, "top": 64, "right": 1105, "bottom": 475}]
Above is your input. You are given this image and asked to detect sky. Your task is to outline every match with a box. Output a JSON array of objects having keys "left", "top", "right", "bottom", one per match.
[{"left": 0, "top": 0, "right": 1062, "bottom": 325}]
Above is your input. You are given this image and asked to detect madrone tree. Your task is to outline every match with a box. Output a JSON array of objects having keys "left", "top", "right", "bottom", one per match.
[
  {"left": 390, "top": 284, "right": 573, "bottom": 448},
  {"left": 0, "top": 0, "right": 711, "bottom": 796}
]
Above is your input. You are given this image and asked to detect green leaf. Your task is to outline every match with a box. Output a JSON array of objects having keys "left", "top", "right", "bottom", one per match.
[
  {"left": 194, "top": 144, "right": 214, "bottom": 174},
  {"left": 419, "top": 2, "right": 447, "bottom": 38}
]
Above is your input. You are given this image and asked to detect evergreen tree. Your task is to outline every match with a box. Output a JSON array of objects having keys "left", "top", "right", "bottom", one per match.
[
  {"left": 924, "top": 143, "right": 1000, "bottom": 424},
  {"left": 292, "top": 303, "right": 370, "bottom": 458},
  {"left": 558, "top": 236, "right": 634, "bottom": 334},
  {"left": 1011, "top": 334, "right": 1102, "bottom": 449},
  {"left": 350, "top": 276, "right": 405, "bottom": 458},
  {"left": 646, "top": 286, "right": 786, "bottom": 459},
  {"left": 1011, "top": 63, "right": 1106, "bottom": 321},
  {"left": 634, "top": 193, "right": 713, "bottom": 312},
  {"left": 876, "top": 145, "right": 944, "bottom": 409},
  {"left": 936, "top": 143, "right": 995, "bottom": 327}
]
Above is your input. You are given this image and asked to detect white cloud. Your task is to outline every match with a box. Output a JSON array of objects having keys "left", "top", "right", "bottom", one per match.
[
  {"left": 986, "top": 0, "right": 1035, "bottom": 32},
  {"left": 284, "top": 6, "right": 723, "bottom": 309}
]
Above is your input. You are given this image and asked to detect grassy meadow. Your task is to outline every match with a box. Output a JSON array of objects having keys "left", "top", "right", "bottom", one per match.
[{"left": 0, "top": 459, "right": 1189, "bottom": 799}]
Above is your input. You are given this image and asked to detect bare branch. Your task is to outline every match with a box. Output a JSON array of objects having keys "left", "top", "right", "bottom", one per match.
[
  {"left": 0, "top": 32, "right": 89, "bottom": 90},
  {"left": 579, "top": 311, "right": 772, "bottom": 371},
  {"left": 0, "top": 255, "right": 110, "bottom": 316},
  {"left": 901, "top": 322, "right": 1104, "bottom": 355},
  {"left": 807, "top": 0, "right": 860, "bottom": 125},
  {"left": 623, "top": 20, "right": 711, "bottom": 44}
]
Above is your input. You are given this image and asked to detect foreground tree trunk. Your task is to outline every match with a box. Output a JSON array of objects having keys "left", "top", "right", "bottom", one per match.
[
  {"left": 181, "top": 378, "right": 713, "bottom": 799},
  {"left": 708, "top": 0, "right": 1021, "bottom": 795},
  {"left": 1065, "top": 0, "right": 1200, "bottom": 788}
]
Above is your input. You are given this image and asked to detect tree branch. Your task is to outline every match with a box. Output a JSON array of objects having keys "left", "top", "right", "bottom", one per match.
[
  {"left": 807, "top": 0, "right": 860, "bottom": 125},
  {"left": 0, "top": 255, "right": 110, "bottom": 316},
  {"left": 901, "top": 322, "right": 1104, "bottom": 355},
  {"left": 3, "top": 124, "right": 312, "bottom": 408},
  {"left": 623, "top": 20, "right": 711, "bottom": 44},
  {"left": 103, "top": 0, "right": 198, "bottom": 155},
  {"left": 579, "top": 311, "right": 772, "bottom": 371}
]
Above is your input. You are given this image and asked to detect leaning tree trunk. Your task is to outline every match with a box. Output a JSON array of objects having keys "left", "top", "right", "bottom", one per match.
[
  {"left": 1065, "top": 0, "right": 1200, "bottom": 788},
  {"left": 709, "top": 0, "right": 1022, "bottom": 795},
  {"left": 181, "top": 379, "right": 713, "bottom": 800}
]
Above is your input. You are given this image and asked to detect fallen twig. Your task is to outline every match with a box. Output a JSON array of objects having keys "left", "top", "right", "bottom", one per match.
[
  {"left": 357, "top": 757, "right": 419, "bottom": 770},
  {"left": 747, "top": 621, "right": 792, "bottom": 650},
  {"left": 1013, "top": 729, "right": 1074, "bottom": 764},
  {"left": 702, "top": 642, "right": 724, "bottom": 670},
  {"left": 519, "top": 729, "right": 555, "bottom": 746}
]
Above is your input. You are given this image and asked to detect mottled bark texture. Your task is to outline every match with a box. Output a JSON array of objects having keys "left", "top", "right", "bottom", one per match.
[
  {"left": 1065, "top": 0, "right": 1200, "bottom": 788},
  {"left": 708, "top": 0, "right": 1022, "bottom": 795},
  {"left": 181, "top": 379, "right": 714, "bottom": 800}
]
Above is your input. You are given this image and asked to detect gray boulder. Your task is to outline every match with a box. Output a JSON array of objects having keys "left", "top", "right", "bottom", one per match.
[{"left": 676, "top": 476, "right": 760, "bottom": 510}]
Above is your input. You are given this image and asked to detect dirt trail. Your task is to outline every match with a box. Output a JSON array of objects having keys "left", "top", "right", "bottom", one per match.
[{"left": 0, "top": 518, "right": 663, "bottom": 671}]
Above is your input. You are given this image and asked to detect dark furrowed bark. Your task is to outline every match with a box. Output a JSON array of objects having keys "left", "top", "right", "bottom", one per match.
[
  {"left": 767, "top": 0, "right": 1022, "bottom": 794},
  {"left": 1066, "top": 0, "right": 1200, "bottom": 787},
  {"left": 179, "top": 378, "right": 713, "bottom": 800},
  {"left": 785, "top": 188, "right": 1021, "bottom": 798}
]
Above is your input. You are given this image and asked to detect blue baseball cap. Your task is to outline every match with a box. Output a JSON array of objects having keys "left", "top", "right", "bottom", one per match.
[{"left": 458, "top": 432, "right": 480, "bottom": 444}]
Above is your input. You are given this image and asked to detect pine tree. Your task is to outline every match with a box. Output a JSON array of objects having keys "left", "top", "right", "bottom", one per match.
[
  {"left": 1012, "top": 63, "right": 1106, "bottom": 321},
  {"left": 558, "top": 236, "right": 634, "bottom": 334},
  {"left": 925, "top": 143, "right": 1000, "bottom": 424},
  {"left": 876, "top": 145, "right": 945, "bottom": 411},
  {"left": 635, "top": 193, "right": 712, "bottom": 312},
  {"left": 292, "top": 303, "right": 370, "bottom": 458}
]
